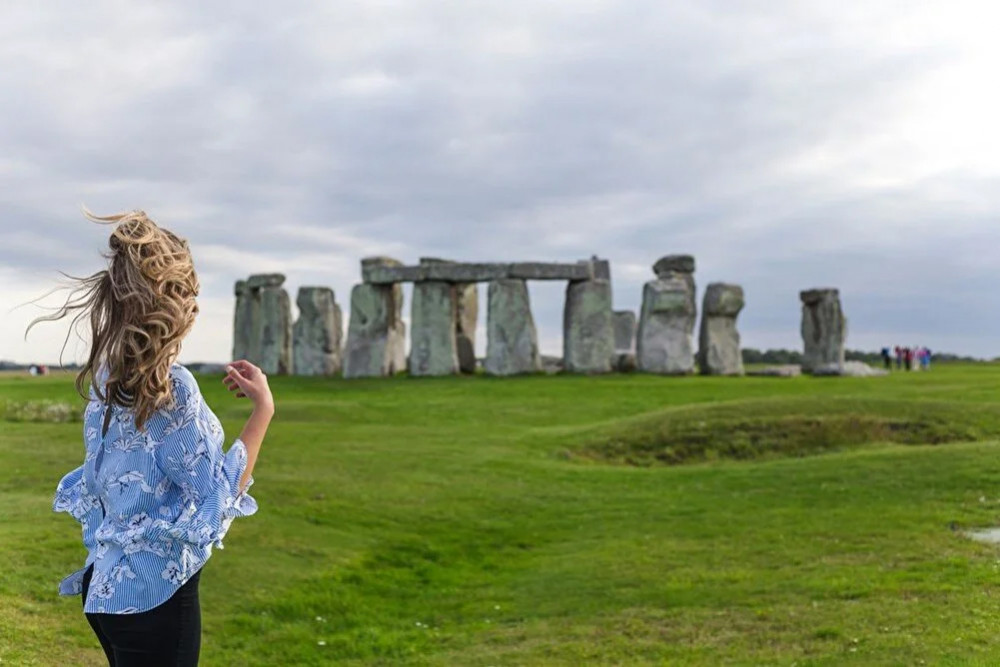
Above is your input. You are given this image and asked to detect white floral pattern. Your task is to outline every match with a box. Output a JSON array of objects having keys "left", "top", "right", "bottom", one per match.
[{"left": 53, "top": 362, "right": 258, "bottom": 614}]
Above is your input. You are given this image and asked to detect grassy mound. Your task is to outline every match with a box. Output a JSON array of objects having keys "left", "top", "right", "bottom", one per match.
[{"left": 572, "top": 397, "right": 1000, "bottom": 465}]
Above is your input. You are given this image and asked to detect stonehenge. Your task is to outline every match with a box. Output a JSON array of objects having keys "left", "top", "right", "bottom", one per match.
[
  {"left": 800, "top": 288, "right": 847, "bottom": 373},
  {"left": 232, "top": 274, "right": 292, "bottom": 375},
  {"left": 226, "top": 253, "right": 871, "bottom": 383},
  {"left": 637, "top": 256, "right": 698, "bottom": 374},
  {"left": 698, "top": 283, "right": 745, "bottom": 376},
  {"left": 292, "top": 287, "right": 343, "bottom": 376}
]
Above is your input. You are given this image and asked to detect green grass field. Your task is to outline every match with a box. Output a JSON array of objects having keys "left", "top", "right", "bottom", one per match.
[{"left": 5, "top": 364, "right": 1000, "bottom": 665}]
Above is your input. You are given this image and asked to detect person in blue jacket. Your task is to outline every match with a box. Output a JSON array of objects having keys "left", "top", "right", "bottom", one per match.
[{"left": 32, "top": 209, "right": 275, "bottom": 666}]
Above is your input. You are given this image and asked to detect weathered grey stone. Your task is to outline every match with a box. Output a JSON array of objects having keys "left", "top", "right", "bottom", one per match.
[
  {"left": 746, "top": 365, "right": 801, "bottom": 377},
  {"left": 292, "top": 287, "right": 342, "bottom": 376},
  {"left": 424, "top": 262, "right": 511, "bottom": 282},
  {"left": 653, "top": 255, "right": 695, "bottom": 277},
  {"left": 232, "top": 280, "right": 253, "bottom": 362},
  {"left": 362, "top": 258, "right": 610, "bottom": 284},
  {"left": 484, "top": 279, "right": 541, "bottom": 376},
  {"left": 409, "top": 281, "right": 459, "bottom": 376},
  {"left": 563, "top": 279, "right": 614, "bottom": 374},
  {"left": 246, "top": 273, "right": 286, "bottom": 288},
  {"left": 508, "top": 262, "right": 590, "bottom": 281},
  {"left": 800, "top": 288, "right": 847, "bottom": 374},
  {"left": 636, "top": 274, "right": 697, "bottom": 374},
  {"left": 455, "top": 283, "right": 478, "bottom": 374},
  {"left": 612, "top": 310, "right": 636, "bottom": 353},
  {"left": 256, "top": 286, "right": 293, "bottom": 375},
  {"left": 343, "top": 282, "right": 406, "bottom": 378},
  {"left": 697, "top": 283, "right": 745, "bottom": 376}
]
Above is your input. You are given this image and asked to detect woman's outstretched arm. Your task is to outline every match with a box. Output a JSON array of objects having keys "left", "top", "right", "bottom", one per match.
[{"left": 224, "top": 360, "right": 274, "bottom": 494}]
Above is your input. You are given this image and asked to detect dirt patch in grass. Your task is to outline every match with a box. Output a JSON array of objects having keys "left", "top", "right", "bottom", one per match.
[{"left": 571, "top": 401, "right": 991, "bottom": 466}]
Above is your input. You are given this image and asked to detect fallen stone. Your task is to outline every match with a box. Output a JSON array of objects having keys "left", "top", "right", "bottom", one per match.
[
  {"left": 746, "top": 365, "right": 802, "bottom": 377},
  {"left": 811, "top": 361, "right": 888, "bottom": 377}
]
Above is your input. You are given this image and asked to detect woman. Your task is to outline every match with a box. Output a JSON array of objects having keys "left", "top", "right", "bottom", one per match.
[{"left": 31, "top": 210, "right": 274, "bottom": 666}]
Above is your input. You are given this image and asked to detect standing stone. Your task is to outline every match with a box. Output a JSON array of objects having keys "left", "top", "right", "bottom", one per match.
[
  {"left": 563, "top": 279, "right": 614, "bottom": 373},
  {"left": 800, "top": 288, "right": 847, "bottom": 373},
  {"left": 637, "top": 256, "right": 697, "bottom": 374},
  {"left": 612, "top": 310, "right": 637, "bottom": 372},
  {"left": 612, "top": 311, "right": 637, "bottom": 354},
  {"left": 697, "top": 283, "right": 745, "bottom": 376},
  {"left": 292, "top": 287, "right": 343, "bottom": 376},
  {"left": 455, "top": 283, "right": 478, "bottom": 374},
  {"left": 232, "top": 280, "right": 254, "bottom": 362},
  {"left": 409, "top": 281, "right": 459, "bottom": 376},
  {"left": 343, "top": 280, "right": 406, "bottom": 379},
  {"left": 484, "top": 279, "right": 541, "bottom": 376},
  {"left": 256, "top": 282, "right": 293, "bottom": 375}
]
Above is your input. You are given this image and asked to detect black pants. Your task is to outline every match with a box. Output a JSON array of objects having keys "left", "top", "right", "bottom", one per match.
[{"left": 82, "top": 562, "right": 202, "bottom": 666}]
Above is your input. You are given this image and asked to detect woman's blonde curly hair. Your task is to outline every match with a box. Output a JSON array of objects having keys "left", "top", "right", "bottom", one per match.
[{"left": 26, "top": 209, "right": 200, "bottom": 430}]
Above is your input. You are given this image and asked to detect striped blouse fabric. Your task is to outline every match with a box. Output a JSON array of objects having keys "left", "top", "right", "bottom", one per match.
[{"left": 53, "top": 362, "right": 258, "bottom": 614}]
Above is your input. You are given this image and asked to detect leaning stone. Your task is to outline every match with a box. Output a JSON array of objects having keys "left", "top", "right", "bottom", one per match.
[
  {"left": 697, "top": 283, "right": 745, "bottom": 376},
  {"left": 812, "top": 361, "right": 887, "bottom": 377},
  {"left": 246, "top": 273, "right": 286, "bottom": 288},
  {"left": 800, "top": 288, "right": 847, "bottom": 373},
  {"left": 636, "top": 274, "right": 697, "bottom": 374},
  {"left": 653, "top": 255, "right": 695, "bottom": 277},
  {"left": 409, "top": 281, "right": 459, "bottom": 376},
  {"left": 484, "top": 279, "right": 541, "bottom": 375},
  {"left": 343, "top": 282, "right": 406, "bottom": 378},
  {"left": 612, "top": 310, "right": 636, "bottom": 353},
  {"left": 563, "top": 279, "right": 614, "bottom": 374},
  {"left": 292, "top": 287, "right": 342, "bottom": 376}
]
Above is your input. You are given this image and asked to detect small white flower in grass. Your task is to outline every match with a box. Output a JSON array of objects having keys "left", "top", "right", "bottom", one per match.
[
  {"left": 317, "top": 641, "right": 326, "bottom": 646},
  {"left": 315, "top": 616, "right": 325, "bottom": 622},
  {"left": 494, "top": 605, "right": 500, "bottom": 610}
]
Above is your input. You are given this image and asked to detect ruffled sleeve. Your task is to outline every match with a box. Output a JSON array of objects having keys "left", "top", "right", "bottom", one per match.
[
  {"left": 53, "top": 465, "right": 98, "bottom": 522},
  {"left": 150, "top": 371, "right": 258, "bottom": 550}
]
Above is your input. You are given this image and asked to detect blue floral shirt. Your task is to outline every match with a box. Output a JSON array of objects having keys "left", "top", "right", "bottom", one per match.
[{"left": 53, "top": 362, "right": 258, "bottom": 614}]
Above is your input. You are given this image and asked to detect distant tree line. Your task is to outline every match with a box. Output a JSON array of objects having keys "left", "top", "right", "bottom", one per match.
[{"left": 740, "top": 349, "right": 985, "bottom": 365}]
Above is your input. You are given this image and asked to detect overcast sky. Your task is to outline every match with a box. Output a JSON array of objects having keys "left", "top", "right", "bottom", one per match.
[{"left": 3, "top": 1, "right": 1000, "bottom": 364}]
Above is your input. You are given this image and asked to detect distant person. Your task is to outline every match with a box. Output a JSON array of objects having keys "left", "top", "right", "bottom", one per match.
[
  {"left": 881, "top": 347, "right": 892, "bottom": 370},
  {"left": 27, "top": 210, "right": 275, "bottom": 666},
  {"left": 922, "top": 347, "right": 932, "bottom": 370},
  {"left": 904, "top": 347, "right": 913, "bottom": 371},
  {"left": 894, "top": 345, "right": 903, "bottom": 369}
]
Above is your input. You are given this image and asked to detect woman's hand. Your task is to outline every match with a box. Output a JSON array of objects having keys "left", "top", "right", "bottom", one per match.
[{"left": 223, "top": 360, "right": 274, "bottom": 415}]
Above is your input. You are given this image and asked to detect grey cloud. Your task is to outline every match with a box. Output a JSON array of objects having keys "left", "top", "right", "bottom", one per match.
[{"left": 1, "top": 1, "right": 998, "bottom": 362}]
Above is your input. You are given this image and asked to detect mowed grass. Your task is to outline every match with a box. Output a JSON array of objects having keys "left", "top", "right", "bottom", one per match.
[{"left": 5, "top": 365, "right": 1000, "bottom": 665}]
